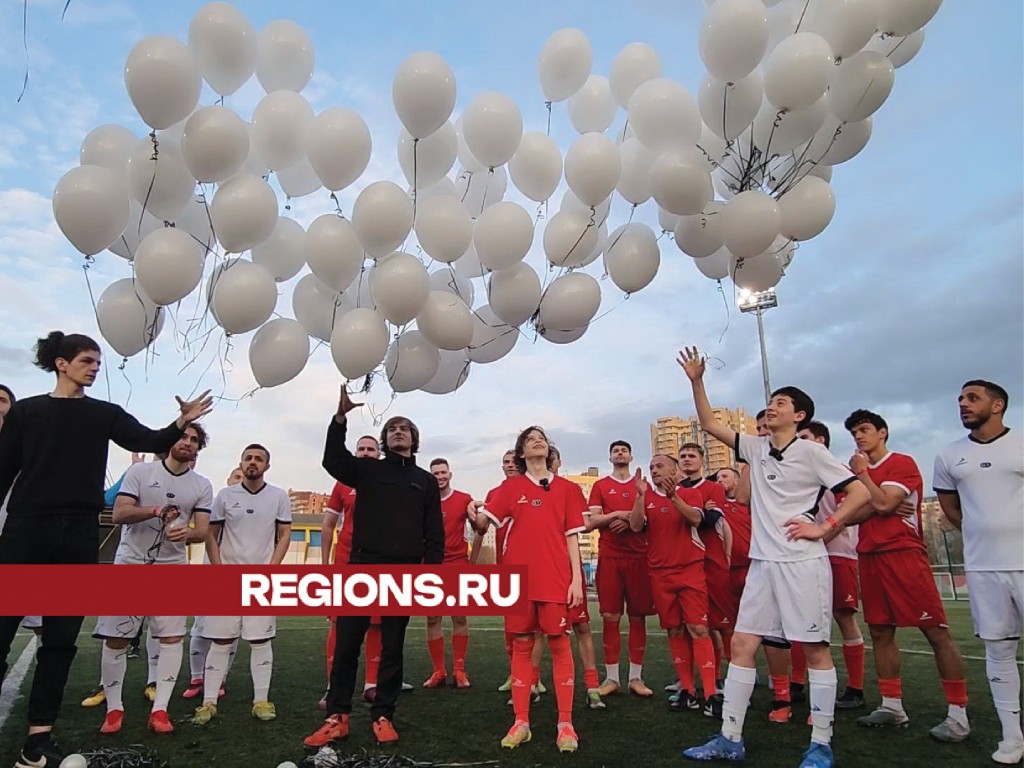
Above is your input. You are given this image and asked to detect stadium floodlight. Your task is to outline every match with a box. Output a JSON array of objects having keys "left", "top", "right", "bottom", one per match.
[{"left": 737, "top": 288, "right": 778, "bottom": 405}]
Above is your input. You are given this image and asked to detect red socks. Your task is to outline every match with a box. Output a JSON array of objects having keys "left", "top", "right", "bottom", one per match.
[
  {"left": 879, "top": 677, "right": 902, "bottom": 699},
  {"left": 427, "top": 636, "right": 445, "bottom": 674},
  {"left": 603, "top": 617, "right": 621, "bottom": 666},
  {"left": 790, "top": 642, "right": 807, "bottom": 685},
  {"left": 452, "top": 632, "right": 469, "bottom": 672},
  {"left": 511, "top": 636, "right": 535, "bottom": 722},
  {"left": 942, "top": 678, "right": 968, "bottom": 707},
  {"left": 627, "top": 616, "right": 646, "bottom": 665},
  {"left": 549, "top": 633, "right": 575, "bottom": 723},
  {"left": 772, "top": 675, "right": 791, "bottom": 702},
  {"left": 365, "top": 623, "right": 382, "bottom": 686},
  {"left": 668, "top": 634, "right": 695, "bottom": 694},
  {"left": 584, "top": 667, "right": 599, "bottom": 690},
  {"left": 325, "top": 622, "right": 336, "bottom": 681},
  {"left": 692, "top": 636, "right": 718, "bottom": 697},
  {"left": 843, "top": 641, "right": 865, "bottom": 690},
  {"left": 504, "top": 631, "right": 514, "bottom": 662}
]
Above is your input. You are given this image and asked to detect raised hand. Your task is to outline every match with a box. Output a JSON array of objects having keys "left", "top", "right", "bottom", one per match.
[
  {"left": 633, "top": 467, "right": 649, "bottom": 496},
  {"left": 175, "top": 390, "right": 214, "bottom": 426},
  {"left": 336, "top": 385, "right": 363, "bottom": 420},
  {"left": 677, "top": 346, "right": 706, "bottom": 382}
]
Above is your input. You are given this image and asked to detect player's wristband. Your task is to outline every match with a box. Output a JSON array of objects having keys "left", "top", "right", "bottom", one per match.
[
  {"left": 854, "top": 469, "right": 868, "bottom": 476},
  {"left": 824, "top": 515, "right": 839, "bottom": 530}
]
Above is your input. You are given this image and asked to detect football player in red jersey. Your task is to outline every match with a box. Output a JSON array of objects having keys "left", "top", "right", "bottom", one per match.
[{"left": 423, "top": 458, "right": 477, "bottom": 689}]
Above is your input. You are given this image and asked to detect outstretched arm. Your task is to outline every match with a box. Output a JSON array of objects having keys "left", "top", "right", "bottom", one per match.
[
  {"left": 678, "top": 347, "right": 737, "bottom": 448},
  {"left": 322, "top": 386, "right": 366, "bottom": 487}
]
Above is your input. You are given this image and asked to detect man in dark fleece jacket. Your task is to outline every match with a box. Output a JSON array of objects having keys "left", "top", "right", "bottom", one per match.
[{"left": 305, "top": 386, "right": 443, "bottom": 748}]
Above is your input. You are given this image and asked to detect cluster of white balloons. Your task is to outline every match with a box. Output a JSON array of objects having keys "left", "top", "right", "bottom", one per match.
[{"left": 52, "top": 0, "right": 941, "bottom": 395}]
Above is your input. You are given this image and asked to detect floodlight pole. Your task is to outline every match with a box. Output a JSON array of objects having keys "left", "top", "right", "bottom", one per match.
[
  {"left": 737, "top": 288, "right": 778, "bottom": 407},
  {"left": 755, "top": 306, "right": 771, "bottom": 405}
]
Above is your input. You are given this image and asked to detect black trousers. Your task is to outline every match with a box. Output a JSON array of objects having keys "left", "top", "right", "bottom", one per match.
[
  {"left": 326, "top": 614, "right": 410, "bottom": 722},
  {"left": 0, "top": 514, "right": 97, "bottom": 727}
]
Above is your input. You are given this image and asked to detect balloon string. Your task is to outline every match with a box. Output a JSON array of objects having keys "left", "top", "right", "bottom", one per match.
[
  {"left": 545, "top": 101, "right": 552, "bottom": 137},
  {"left": 795, "top": 0, "right": 811, "bottom": 33},
  {"left": 715, "top": 278, "right": 731, "bottom": 345},
  {"left": 138, "top": 131, "right": 160, "bottom": 235},
  {"left": 16, "top": 0, "right": 29, "bottom": 102},
  {"left": 411, "top": 138, "right": 419, "bottom": 222},
  {"left": 330, "top": 191, "right": 344, "bottom": 216},
  {"left": 118, "top": 356, "right": 133, "bottom": 409},
  {"left": 61, "top": 0, "right": 72, "bottom": 20},
  {"left": 81, "top": 257, "right": 113, "bottom": 401}
]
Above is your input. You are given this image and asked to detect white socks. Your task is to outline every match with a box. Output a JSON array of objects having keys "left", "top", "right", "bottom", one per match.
[
  {"left": 882, "top": 695, "right": 904, "bottom": 712},
  {"left": 146, "top": 628, "right": 160, "bottom": 685},
  {"left": 202, "top": 642, "right": 232, "bottom": 706},
  {"left": 721, "top": 664, "right": 757, "bottom": 742},
  {"left": 152, "top": 641, "right": 182, "bottom": 712},
  {"left": 986, "top": 639, "right": 1022, "bottom": 746},
  {"left": 808, "top": 666, "right": 837, "bottom": 746},
  {"left": 101, "top": 644, "right": 128, "bottom": 712},
  {"left": 250, "top": 641, "right": 274, "bottom": 703},
  {"left": 605, "top": 665, "right": 620, "bottom": 684},
  {"left": 628, "top": 662, "right": 643, "bottom": 681},
  {"left": 189, "top": 634, "right": 211, "bottom": 681}
]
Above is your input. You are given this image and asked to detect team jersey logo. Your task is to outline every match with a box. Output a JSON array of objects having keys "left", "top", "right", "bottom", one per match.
[
  {"left": 980, "top": 462, "right": 992, "bottom": 468},
  {"left": 246, "top": 508, "right": 254, "bottom": 514},
  {"left": 517, "top": 495, "right": 528, "bottom": 504},
  {"left": 622, "top": 492, "right": 631, "bottom": 498},
  {"left": 660, "top": 506, "right": 668, "bottom": 514},
  {"left": 148, "top": 481, "right": 161, "bottom": 488},
  {"left": 955, "top": 457, "right": 968, "bottom": 466},
  {"left": 531, "top": 499, "right": 542, "bottom": 507},
  {"left": 608, "top": 488, "right": 617, "bottom": 495},
  {"left": 767, "top": 474, "right": 777, "bottom": 480},
  {"left": 646, "top": 502, "right": 655, "bottom": 509}
]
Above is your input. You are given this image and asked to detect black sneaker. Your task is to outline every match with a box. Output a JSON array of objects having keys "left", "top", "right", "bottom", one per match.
[
  {"left": 16, "top": 734, "right": 64, "bottom": 768},
  {"left": 703, "top": 692, "right": 724, "bottom": 719},
  {"left": 836, "top": 686, "right": 865, "bottom": 710},
  {"left": 127, "top": 646, "right": 141, "bottom": 659},
  {"left": 669, "top": 690, "right": 701, "bottom": 711},
  {"left": 790, "top": 682, "right": 807, "bottom": 703}
]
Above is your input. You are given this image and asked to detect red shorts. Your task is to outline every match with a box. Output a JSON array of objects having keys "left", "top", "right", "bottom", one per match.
[
  {"left": 830, "top": 556, "right": 859, "bottom": 614},
  {"left": 860, "top": 549, "right": 948, "bottom": 628},
  {"left": 569, "top": 599, "right": 590, "bottom": 626},
  {"left": 729, "top": 565, "right": 748, "bottom": 606},
  {"left": 596, "top": 556, "right": 655, "bottom": 617},
  {"left": 650, "top": 564, "right": 709, "bottom": 630},
  {"left": 706, "top": 563, "right": 738, "bottom": 630},
  {"left": 506, "top": 601, "right": 570, "bottom": 635}
]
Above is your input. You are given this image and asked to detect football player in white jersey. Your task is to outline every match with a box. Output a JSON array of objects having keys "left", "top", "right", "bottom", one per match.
[
  {"left": 92, "top": 424, "right": 213, "bottom": 735},
  {"left": 191, "top": 444, "right": 292, "bottom": 726},
  {"left": 934, "top": 380, "right": 1024, "bottom": 765}
]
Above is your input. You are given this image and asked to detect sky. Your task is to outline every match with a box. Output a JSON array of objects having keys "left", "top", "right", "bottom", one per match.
[{"left": 0, "top": 0, "right": 1020, "bottom": 501}]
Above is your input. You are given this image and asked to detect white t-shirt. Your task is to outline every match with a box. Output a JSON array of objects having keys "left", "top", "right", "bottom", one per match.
[
  {"left": 210, "top": 482, "right": 291, "bottom": 565},
  {"left": 816, "top": 489, "right": 858, "bottom": 560},
  {"left": 933, "top": 428, "right": 1024, "bottom": 572},
  {"left": 114, "top": 461, "right": 213, "bottom": 565},
  {"left": 736, "top": 432, "right": 857, "bottom": 563}
]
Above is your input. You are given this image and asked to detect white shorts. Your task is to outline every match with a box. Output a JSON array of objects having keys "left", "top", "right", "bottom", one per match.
[
  {"left": 93, "top": 616, "right": 187, "bottom": 640},
  {"left": 735, "top": 558, "right": 832, "bottom": 644},
  {"left": 21, "top": 616, "right": 42, "bottom": 630},
  {"left": 966, "top": 570, "right": 1024, "bottom": 641},
  {"left": 202, "top": 616, "right": 276, "bottom": 642}
]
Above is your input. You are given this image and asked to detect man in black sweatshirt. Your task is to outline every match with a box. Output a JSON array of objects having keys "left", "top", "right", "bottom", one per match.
[
  {"left": 0, "top": 331, "right": 212, "bottom": 768},
  {"left": 304, "top": 386, "right": 444, "bottom": 749}
]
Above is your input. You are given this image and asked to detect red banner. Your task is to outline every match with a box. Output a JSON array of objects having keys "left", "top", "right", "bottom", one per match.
[{"left": 0, "top": 564, "right": 529, "bottom": 616}]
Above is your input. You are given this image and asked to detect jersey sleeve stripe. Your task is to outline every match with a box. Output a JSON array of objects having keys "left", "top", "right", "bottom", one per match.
[
  {"left": 830, "top": 476, "right": 857, "bottom": 493},
  {"left": 933, "top": 488, "right": 958, "bottom": 495},
  {"left": 193, "top": 507, "right": 212, "bottom": 514},
  {"left": 565, "top": 525, "right": 587, "bottom": 536},
  {"left": 481, "top": 509, "right": 503, "bottom": 527},
  {"left": 880, "top": 480, "right": 912, "bottom": 495},
  {"left": 115, "top": 492, "right": 140, "bottom": 500}
]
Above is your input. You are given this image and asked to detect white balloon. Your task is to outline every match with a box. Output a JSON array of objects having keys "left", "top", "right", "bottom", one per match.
[
  {"left": 802, "top": 0, "right": 880, "bottom": 59},
  {"left": 212, "top": 259, "right": 277, "bottom": 334},
  {"left": 468, "top": 304, "right": 518, "bottom": 364},
  {"left": 236, "top": 121, "right": 269, "bottom": 179},
  {"left": 181, "top": 105, "right": 249, "bottom": 182},
  {"left": 351, "top": 181, "right": 414, "bottom": 258},
  {"left": 604, "top": 223, "right": 660, "bottom": 293},
  {"left": 698, "top": 72, "right": 762, "bottom": 141},
  {"left": 674, "top": 201, "right": 725, "bottom": 258},
  {"left": 53, "top": 165, "right": 130, "bottom": 256},
  {"left": 188, "top": 2, "right": 258, "bottom": 96},
  {"left": 454, "top": 166, "right": 507, "bottom": 217},
  {"left": 428, "top": 267, "right": 475, "bottom": 307},
  {"left": 560, "top": 188, "right": 611, "bottom": 225},
  {"left": 392, "top": 51, "right": 457, "bottom": 139},
  {"left": 385, "top": 330, "right": 441, "bottom": 392},
  {"left": 778, "top": 175, "right": 835, "bottom": 240},
  {"left": 537, "top": 28, "right": 593, "bottom": 102},
  {"left": 249, "top": 318, "right": 309, "bottom": 387},
  {"left": 543, "top": 210, "right": 599, "bottom": 269},
  {"left": 276, "top": 155, "right": 321, "bottom": 198},
  {"left": 696, "top": 121, "right": 728, "bottom": 169},
  {"left": 454, "top": 116, "right": 487, "bottom": 174},
  {"left": 877, "top": 0, "right": 941, "bottom": 36},
  {"left": 580, "top": 221, "right": 608, "bottom": 267},
  {"left": 292, "top": 273, "right": 344, "bottom": 342},
  {"left": 628, "top": 78, "right": 701, "bottom": 151},
  {"left": 473, "top": 201, "right": 534, "bottom": 271},
  {"left": 462, "top": 92, "right": 523, "bottom": 168},
  {"left": 126, "top": 138, "right": 195, "bottom": 221},
  {"left": 487, "top": 262, "right": 541, "bottom": 326},
  {"left": 330, "top": 307, "right": 389, "bottom": 380},
  {"left": 124, "top": 36, "right": 201, "bottom": 130},
  {"left": 256, "top": 19, "right": 314, "bottom": 93},
  {"left": 308, "top": 107, "right": 372, "bottom": 191},
  {"left": 864, "top": 29, "right": 925, "bottom": 69},
  {"left": 172, "top": 195, "right": 216, "bottom": 255},
  {"left": 420, "top": 348, "right": 470, "bottom": 395},
  {"left": 415, "top": 195, "right": 472, "bottom": 264},
  {"left": 96, "top": 278, "right": 164, "bottom": 357},
  {"left": 829, "top": 51, "right": 895, "bottom": 122},
  {"left": 564, "top": 132, "right": 621, "bottom": 207},
  {"left": 567, "top": 75, "right": 617, "bottom": 134},
  {"left": 609, "top": 42, "right": 662, "bottom": 109},
  {"left": 508, "top": 132, "right": 562, "bottom": 203},
  {"left": 305, "top": 214, "right": 364, "bottom": 292},
  {"left": 80, "top": 125, "right": 136, "bottom": 175},
  {"left": 699, "top": 0, "right": 769, "bottom": 82},
  {"left": 109, "top": 200, "right": 161, "bottom": 261},
  {"left": 252, "top": 216, "right": 306, "bottom": 281},
  {"left": 135, "top": 227, "right": 204, "bottom": 305},
  {"left": 721, "top": 190, "right": 781, "bottom": 258},
  {"left": 693, "top": 247, "right": 731, "bottom": 280},
  {"left": 452, "top": 243, "right": 489, "bottom": 281},
  {"left": 417, "top": 176, "right": 458, "bottom": 201},
  {"left": 751, "top": 94, "right": 829, "bottom": 154},
  {"left": 399, "top": 122, "right": 456, "bottom": 189},
  {"left": 806, "top": 115, "right": 872, "bottom": 164},
  {"left": 650, "top": 148, "right": 713, "bottom": 216},
  {"left": 658, "top": 207, "right": 681, "bottom": 233},
  {"left": 371, "top": 251, "right": 429, "bottom": 325},
  {"left": 616, "top": 138, "right": 656, "bottom": 205},
  {"left": 763, "top": 32, "right": 835, "bottom": 109},
  {"left": 539, "top": 325, "right": 587, "bottom": 345},
  {"left": 538, "top": 272, "right": 601, "bottom": 332},
  {"left": 732, "top": 248, "right": 784, "bottom": 291},
  {"left": 209, "top": 174, "right": 278, "bottom": 253},
  {"left": 417, "top": 291, "right": 474, "bottom": 351},
  {"left": 251, "top": 90, "right": 314, "bottom": 171}
]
